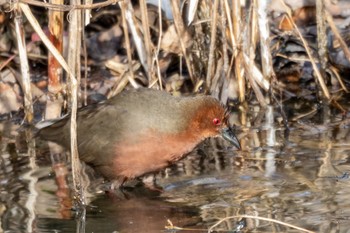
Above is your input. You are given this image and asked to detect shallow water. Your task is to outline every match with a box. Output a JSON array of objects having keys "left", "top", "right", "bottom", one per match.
[{"left": 1, "top": 106, "right": 350, "bottom": 232}]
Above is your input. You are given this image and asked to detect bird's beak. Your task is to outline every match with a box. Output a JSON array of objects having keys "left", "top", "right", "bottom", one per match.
[{"left": 221, "top": 127, "right": 241, "bottom": 150}]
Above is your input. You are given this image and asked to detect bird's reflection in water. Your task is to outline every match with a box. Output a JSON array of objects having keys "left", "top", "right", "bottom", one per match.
[{"left": 38, "top": 186, "right": 202, "bottom": 233}]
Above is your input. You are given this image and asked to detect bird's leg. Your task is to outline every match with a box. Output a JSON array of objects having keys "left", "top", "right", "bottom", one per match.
[
  {"left": 142, "top": 174, "right": 163, "bottom": 192},
  {"left": 104, "top": 178, "right": 130, "bottom": 199}
]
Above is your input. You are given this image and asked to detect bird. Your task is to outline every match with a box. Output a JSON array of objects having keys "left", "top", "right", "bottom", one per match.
[{"left": 37, "top": 88, "right": 240, "bottom": 188}]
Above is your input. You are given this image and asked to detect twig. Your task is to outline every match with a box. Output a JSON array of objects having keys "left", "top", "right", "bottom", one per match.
[
  {"left": 329, "top": 66, "right": 348, "bottom": 92},
  {"left": 0, "top": 54, "right": 16, "bottom": 71}
]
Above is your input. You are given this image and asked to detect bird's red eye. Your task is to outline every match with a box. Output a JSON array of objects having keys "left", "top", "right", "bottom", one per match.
[{"left": 213, "top": 118, "right": 221, "bottom": 126}]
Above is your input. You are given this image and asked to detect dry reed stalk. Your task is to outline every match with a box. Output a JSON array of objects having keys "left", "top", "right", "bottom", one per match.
[
  {"left": 139, "top": 0, "right": 154, "bottom": 81},
  {"left": 187, "top": 0, "right": 199, "bottom": 26},
  {"left": 244, "top": 54, "right": 267, "bottom": 106},
  {"left": 67, "top": 0, "right": 85, "bottom": 205},
  {"left": 224, "top": 0, "right": 237, "bottom": 71},
  {"left": 82, "top": 0, "right": 91, "bottom": 106},
  {"left": 124, "top": 1, "right": 148, "bottom": 80},
  {"left": 119, "top": 0, "right": 138, "bottom": 89},
  {"left": 278, "top": 0, "right": 330, "bottom": 99},
  {"left": 14, "top": 5, "right": 34, "bottom": 123},
  {"left": 20, "top": 4, "right": 72, "bottom": 75},
  {"left": 14, "top": 7, "right": 37, "bottom": 231},
  {"left": 46, "top": 0, "right": 64, "bottom": 120},
  {"left": 19, "top": 4, "right": 82, "bottom": 187},
  {"left": 48, "top": 0, "right": 63, "bottom": 95},
  {"left": 220, "top": 0, "right": 229, "bottom": 80},
  {"left": 170, "top": 0, "right": 195, "bottom": 84},
  {"left": 205, "top": 0, "right": 219, "bottom": 88},
  {"left": 151, "top": 0, "right": 163, "bottom": 89},
  {"left": 232, "top": 0, "right": 245, "bottom": 102},
  {"left": 84, "top": 0, "right": 92, "bottom": 25},
  {"left": 82, "top": 28, "right": 88, "bottom": 105},
  {"left": 256, "top": 0, "right": 275, "bottom": 83},
  {"left": 242, "top": 2, "right": 269, "bottom": 105},
  {"left": 316, "top": 0, "right": 328, "bottom": 72}
]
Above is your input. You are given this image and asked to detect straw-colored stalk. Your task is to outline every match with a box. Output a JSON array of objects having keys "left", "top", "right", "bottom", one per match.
[
  {"left": 67, "top": 0, "right": 85, "bottom": 205},
  {"left": 119, "top": 0, "right": 139, "bottom": 88},
  {"left": 139, "top": 0, "right": 154, "bottom": 82},
  {"left": 232, "top": 0, "right": 245, "bottom": 102},
  {"left": 256, "top": 0, "right": 275, "bottom": 83},
  {"left": 14, "top": 5, "right": 34, "bottom": 123},
  {"left": 316, "top": 0, "right": 328, "bottom": 72},
  {"left": 206, "top": 0, "right": 219, "bottom": 89},
  {"left": 150, "top": 0, "right": 164, "bottom": 89},
  {"left": 170, "top": 0, "right": 195, "bottom": 83}
]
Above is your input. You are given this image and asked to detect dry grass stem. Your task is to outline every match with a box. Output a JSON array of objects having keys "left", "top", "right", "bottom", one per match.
[
  {"left": 292, "top": 108, "right": 318, "bottom": 121},
  {"left": 139, "top": 0, "right": 153, "bottom": 81}
]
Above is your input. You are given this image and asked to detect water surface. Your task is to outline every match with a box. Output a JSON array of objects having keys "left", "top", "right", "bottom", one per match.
[{"left": 1, "top": 106, "right": 350, "bottom": 232}]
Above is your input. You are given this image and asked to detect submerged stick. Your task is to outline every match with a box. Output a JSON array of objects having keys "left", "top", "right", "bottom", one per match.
[{"left": 208, "top": 215, "right": 316, "bottom": 233}]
